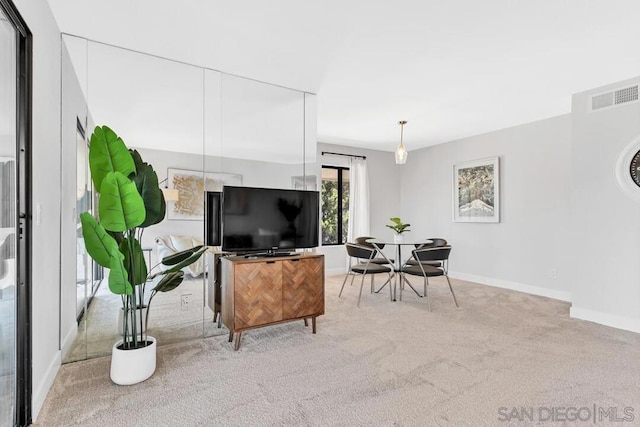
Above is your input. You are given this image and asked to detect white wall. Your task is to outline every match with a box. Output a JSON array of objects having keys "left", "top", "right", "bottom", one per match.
[
  {"left": 316, "top": 142, "right": 402, "bottom": 275},
  {"left": 569, "top": 77, "right": 640, "bottom": 332},
  {"left": 14, "top": 0, "right": 63, "bottom": 419},
  {"left": 59, "top": 42, "right": 89, "bottom": 360},
  {"left": 400, "top": 115, "right": 573, "bottom": 301}
]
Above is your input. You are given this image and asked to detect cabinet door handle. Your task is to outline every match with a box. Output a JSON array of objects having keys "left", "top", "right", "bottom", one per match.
[
  {"left": 290, "top": 259, "right": 300, "bottom": 262},
  {"left": 266, "top": 261, "right": 275, "bottom": 264}
]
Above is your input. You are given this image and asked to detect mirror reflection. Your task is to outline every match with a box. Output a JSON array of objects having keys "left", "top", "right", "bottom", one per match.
[{"left": 61, "top": 36, "right": 317, "bottom": 363}]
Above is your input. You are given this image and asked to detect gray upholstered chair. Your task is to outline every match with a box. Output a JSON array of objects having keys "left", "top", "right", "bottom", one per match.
[
  {"left": 339, "top": 243, "right": 393, "bottom": 307},
  {"left": 404, "top": 237, "right": 448, "bottom": 268},
  {"left": 354, "top": 236, "right": 394, "bottom": 265},
  {"left": 354, "top": 236, "right": 394, "bottom": 293},
  {"left": 400, "top": 245, "right": 458, "bottom": 310}
]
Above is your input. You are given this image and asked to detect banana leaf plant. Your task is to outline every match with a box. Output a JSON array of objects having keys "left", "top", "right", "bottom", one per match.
[{"left": 80, "top": 125, "right": 206, "bottom": 350}]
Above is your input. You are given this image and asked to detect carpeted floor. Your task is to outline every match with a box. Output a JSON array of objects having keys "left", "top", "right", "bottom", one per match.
[
  {"left": 36, "top": 274, "right": 640, "bottom": 426},
  {"left": 65, "top": 277, "right": 226, "bottom": 362}
]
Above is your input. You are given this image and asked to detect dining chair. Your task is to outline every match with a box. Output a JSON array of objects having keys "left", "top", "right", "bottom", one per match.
[
  {"left": 354, "top": 236, "right": 394, "bottom": 265},
  {"left": 340, "top": 243, "right": 393, "bottom": 307},
  {"left": 354, "top": 236, "right": 394, "bottom": 293},
  {"left": 404, "top": 237, "right": 448, "bottom": 268},
  {"left": 400, "top": 245, "right": 458, "bottom": 311}
]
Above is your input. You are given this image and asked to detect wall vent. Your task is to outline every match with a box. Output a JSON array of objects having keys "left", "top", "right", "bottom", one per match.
[{"left": 591, "top": 84, "right": 639, "bottom": 111}]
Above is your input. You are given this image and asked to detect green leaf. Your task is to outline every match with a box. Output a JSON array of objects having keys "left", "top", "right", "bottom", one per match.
[
  {"left": 108, "top": 230, "right": 125, "bottom": 245},
  {"left": 129, "top": 149, "right": 144, "bottom": 174},
  {"left": 153, "top": 271, "right": 184, "bottom": 293},
  {"left": 99, "top": 171, "right": 146, "bottom": 232},
  {"left": 89, "top": 126, "right": 136, "bottom": 193},
  {"left": 390, "top": 217, "right": 402, "bottom": 225},
  {"left": 131, "top": 160, "right": 165, "bottom": 227},
  {"left": 108, "top": 250, "right": 132, "bottom": 295},
  {"left": 119, "top": 238, "right": 148, "bottom": 286},
  {"left": 161, "top": 245, "right": 204, "bottom": 266},
  {"left": 80, "top": 212, "right": 119, "bottom": 268},
  {"left": 164, "top": 247, "right": 207, "bottom": 273}
]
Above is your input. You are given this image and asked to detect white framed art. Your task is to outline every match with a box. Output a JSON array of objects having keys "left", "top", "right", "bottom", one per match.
[
  {"left": 291, "top": 175, "right": 317, "bottom": 191},
  {"left": 167, "top": 168, "right": 242, "bottom": 220},
  {"left": 453, "top": 157, "right": 500, "bottom": 223}
]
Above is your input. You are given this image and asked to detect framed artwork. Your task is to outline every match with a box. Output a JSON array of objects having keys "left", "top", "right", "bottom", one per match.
[
  {"left": 291, "top": 175, "right": 317, "bottom": 191},
  {"left": 167, "top": 168, "right": 242, "bottom": 220},
  {"left": 453, "top": 157, "right": 500, "bottom": 223}
]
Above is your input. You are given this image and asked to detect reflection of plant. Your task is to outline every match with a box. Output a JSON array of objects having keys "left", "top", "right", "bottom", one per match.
[
  {"left": 80, "top": 126, "right": 205, "bottom": 350},
  {"left": 386, "top": 217, "right": 410, "bottom": 234},
  {"left": 277, "top": 198, "right": 302, "bottom": 223}
]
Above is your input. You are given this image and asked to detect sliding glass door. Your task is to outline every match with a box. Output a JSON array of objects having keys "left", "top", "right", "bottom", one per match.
[
  {"left": 0, "top": 5, "right": 17, "bottom": 423},
  {"left": 0, "top": 0, "right": 30, "bottom": 424}
]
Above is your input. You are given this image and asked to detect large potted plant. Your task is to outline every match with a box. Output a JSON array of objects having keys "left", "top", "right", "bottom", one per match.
[{"left": 80, "top": 125, "right": 205, "bottom": 385}]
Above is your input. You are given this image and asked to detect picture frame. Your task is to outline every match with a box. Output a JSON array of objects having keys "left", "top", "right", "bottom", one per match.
[
  {"left": 291, "top": 175, "right": 317, "bottom": 191},
  {"left": 167, "top": 168, "right": 242, "bottom": 220},
  {"left": 453, "top": 157, "right": 500, "bottom": 223}
]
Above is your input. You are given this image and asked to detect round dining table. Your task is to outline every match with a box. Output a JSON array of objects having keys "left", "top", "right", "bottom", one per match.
[{"left": 366, "top": 237, "right": 432, "bottom": 301}]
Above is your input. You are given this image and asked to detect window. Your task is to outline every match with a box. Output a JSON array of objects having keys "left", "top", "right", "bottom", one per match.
[{"left": 321, "top": 166, "right": 349, "bottom": 245}]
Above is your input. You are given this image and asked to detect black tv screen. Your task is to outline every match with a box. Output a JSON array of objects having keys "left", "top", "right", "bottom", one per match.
[
  {"left": 221, "top": 186, "right": 319, "bottom": 252},
  {"left": 205, "top": 191, "right": 221, "bottom": 246}
]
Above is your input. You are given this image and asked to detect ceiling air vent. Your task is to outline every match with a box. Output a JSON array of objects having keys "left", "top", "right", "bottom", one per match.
[{"left": 591, "top": 84, "right": 639, "bottom": 111}]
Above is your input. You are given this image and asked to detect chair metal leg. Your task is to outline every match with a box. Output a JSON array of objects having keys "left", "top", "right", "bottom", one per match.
[
  {"left": 374, "top": 275, "right": 391, "bottom": 293},
  {"left": 424, "top": 277, "right": 430, "bottom": 312},
  {"left": 388, "top": 272, "right": 393, "bottom": 301},
  {"left": 370, "top": 275, "right": 374, "bottom": 294},
  {"left": 339, "top": 272, "right": 351, "bottom": 298},
  {"left": 357, "top": 275, "right": 366, "bottom": 307},
  {"left": 399, "top": 273, "right": 403, "bottom": 301},
  {"left": 403, "top": 275, "right": 422, "bottom": 297},
  {"left": 445, "top": 275, "right": 459, "bottom": 307}
]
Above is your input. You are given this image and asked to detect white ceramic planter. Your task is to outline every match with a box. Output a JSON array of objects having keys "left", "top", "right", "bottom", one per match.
[
  {"left": 110, "top": 336, "right": 156, "bottom": 385},
  {"left": 117, "top": 306, "right": 148, "bottom": 336},
  {"left": 393, "top": 234, "right": 404, "bottom": 243}
]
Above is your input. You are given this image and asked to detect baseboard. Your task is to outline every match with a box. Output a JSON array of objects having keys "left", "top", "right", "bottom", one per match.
[
  {"left": 60, "top": 324, "right": 77, "bottom": 361},
  {"left": 32, "top": 350, "right": 61, "bottom": 421},
  {"left": 325, "top": 267, "right": 346, "bottom": 277},
  {"left": 448, "top": 271, "right": 572, "bottom": 302},
  {"left": 570, "top": 306, "right": 640, "bottom": 333}
]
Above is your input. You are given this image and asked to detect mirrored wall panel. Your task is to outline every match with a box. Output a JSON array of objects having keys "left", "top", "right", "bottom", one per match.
[{"left": 61, "top": 35, "right": 318, "bottom": 362}]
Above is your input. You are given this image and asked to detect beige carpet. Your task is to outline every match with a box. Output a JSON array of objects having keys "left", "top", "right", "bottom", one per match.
[
  {"left": 37, "top": 275, "right": 640, "bottom": 426},
  {"left": 65, "top": 277, "right": 227, "bottom": 362}
]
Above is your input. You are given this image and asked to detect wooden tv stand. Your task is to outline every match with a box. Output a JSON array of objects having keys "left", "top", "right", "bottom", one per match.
[{"left": 220, "top": 253, "right": 324, "bottom": 350}]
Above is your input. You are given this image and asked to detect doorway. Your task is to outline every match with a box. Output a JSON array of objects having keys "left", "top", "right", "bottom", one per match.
[{"left": 0, "top": 0, "right": 31, "bottom": 425}]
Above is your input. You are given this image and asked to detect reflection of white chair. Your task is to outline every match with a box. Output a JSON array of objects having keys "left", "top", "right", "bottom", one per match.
[
  {"left": 0, "top": 258, "right": 15, "bottom": 293},
  {"left": 155, "top": 235, "right": 206, "bottom": 277},
  {"left": 0, "top": 232, "right": 15, "bottom": 294}
]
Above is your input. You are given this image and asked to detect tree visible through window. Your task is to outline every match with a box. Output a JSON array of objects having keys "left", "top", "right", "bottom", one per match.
[{"left": 321, "top": 166, "right": 349, "bottom": 245}]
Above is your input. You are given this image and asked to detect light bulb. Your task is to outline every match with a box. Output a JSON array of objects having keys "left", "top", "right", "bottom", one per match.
[{"left": 395, "top": 143, "right": 408, "bottom": 164}]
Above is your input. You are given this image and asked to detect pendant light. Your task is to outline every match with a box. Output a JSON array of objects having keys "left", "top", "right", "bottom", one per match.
[{"left": 395, "top": 120, "right": 408, "bottom": 164}]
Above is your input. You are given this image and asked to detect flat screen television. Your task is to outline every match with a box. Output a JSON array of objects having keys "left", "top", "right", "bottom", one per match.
[
  {"left": 205, "top": 191, "right": 221, "bottom": 246},
  {"left": 220, "top": 186, "right": 319, "bottom": 253}
]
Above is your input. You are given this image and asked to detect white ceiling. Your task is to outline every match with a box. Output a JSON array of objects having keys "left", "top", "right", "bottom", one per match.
[{"left": 47, "top": 0, "right": 640, "bottom": 152}]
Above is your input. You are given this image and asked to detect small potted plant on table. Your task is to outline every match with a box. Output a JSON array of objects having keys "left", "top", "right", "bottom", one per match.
[{"left": 386, "top": 217, "right": 411, "bottom": 243}]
